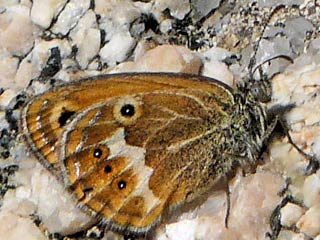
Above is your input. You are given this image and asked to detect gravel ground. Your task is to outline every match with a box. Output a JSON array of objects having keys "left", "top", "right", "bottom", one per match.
[{"left": 0, "top": 0, "right": 320, "bottom": 239}]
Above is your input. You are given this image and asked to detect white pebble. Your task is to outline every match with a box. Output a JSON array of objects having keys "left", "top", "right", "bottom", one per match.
[
  {"left": 15, "top": 186, "right": 32, "bottom": 199},
  {"left": 135, "top": 44, "right": 202, "bottom": 73},
  {"left": 0, "top": 89, "right": 17, "bottom": 109},
  {"left": 76, "top": 28, "right": 101, "bottom": 69},
  {"left": 0, "top": 212, "right": 46, "bottom": 240},
  {"left": 280, "top": 203, "right": 305, "bottom": 227},
  {"left": 152, "top": 0, "right": 190, "bottom": 20},
  {"left": 297, "top": 203, "right": 320, "bottom": 237},
  {"left": 99, "top": 31, "right": 136, "bottom": 67},
  {"left": 31, "top": 0, "right": 67, "bottom": 28},
  {"left": 303, "top": 172, "right": 320, "bottom": 208},
  {"left": 164, "top": 219, "right": 197, "bottom": 240},
  {"left": 0, "top": 54, "right": 19, "bottom": 89},
  {"left": 202, "top": 60, "right": 235, "bottom": 87},
  {"left": 51, "top": 0, "right": 91, "bottom": 35},
  {"left": 70, "top": 10, "right": 98, "bottom": 45},
  {"left": 160, "top": 19, "right": 173, "bottom": 34},
  {"left": 14, "top": 58, "right": 34, "bottom": 90},
  {"left": 0, "top": 5, "right": 40, "bottom": 56}
]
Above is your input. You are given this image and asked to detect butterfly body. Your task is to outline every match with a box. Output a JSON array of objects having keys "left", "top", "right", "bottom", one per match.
[{"left": 21, "top": 73, "right": 268, "bottom": 236}]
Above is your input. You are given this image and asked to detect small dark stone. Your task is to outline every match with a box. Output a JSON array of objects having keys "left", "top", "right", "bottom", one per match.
[{"left": 38, "top": 47, "right": 62, "bottom": 81}]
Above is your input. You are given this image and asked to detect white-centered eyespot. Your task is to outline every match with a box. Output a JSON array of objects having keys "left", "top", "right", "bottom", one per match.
[{"left": 113, "top": 96, "right": 142, "bottom": 125}]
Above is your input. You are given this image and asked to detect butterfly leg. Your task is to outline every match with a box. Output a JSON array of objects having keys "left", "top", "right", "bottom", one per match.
[
  {"left": 282, "top": 123, "right": 319, "bottom": 174},
  {"left": 272, "top": 111, "right": 320, "bottom": 175},
  {"left": 264, "top": 103, "right": 318, "bottom": 174},
  {"left": 221, "top": 175, "right": 231, "bottom": 228}
]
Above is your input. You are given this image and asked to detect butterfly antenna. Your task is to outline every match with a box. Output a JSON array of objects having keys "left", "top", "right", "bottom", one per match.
[{"left": 247, "top": 4, "right": 290, "bottom": 82}]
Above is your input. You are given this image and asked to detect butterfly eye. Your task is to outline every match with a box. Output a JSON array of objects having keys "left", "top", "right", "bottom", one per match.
[
  {"left": 104, "top": 165, "right": 112, "bottom": 173},
  {"left": 118, "top": 180, "right": 127, "bottom": 190},
  {"left": 93, "top": 148, "right": 103, "bottom": 158},
  {"left": 120, "top": 104, "right": 135, "bottom": 117}
]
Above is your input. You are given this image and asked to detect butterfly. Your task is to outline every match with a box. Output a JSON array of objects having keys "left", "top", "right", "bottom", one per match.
[{"left": 20, "top": 72, "right": 271, "bottom": 238}]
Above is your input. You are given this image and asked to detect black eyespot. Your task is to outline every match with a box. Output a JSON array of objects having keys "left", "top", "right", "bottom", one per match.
[
  {"left": 58, "top": 108, "right": 76, "bottom": 127},
  {"left": 120, "top": 104, "right": 135, "bottom": 117},
  {"left": 93, "top": 148, "right": 102, "bottom": 158},
  {"left": 118, "top": 180, "right": 126, "bottom": 190},
  {"left": 104, "top": 165, "right": 112, "bottom": 173}
]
